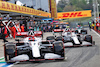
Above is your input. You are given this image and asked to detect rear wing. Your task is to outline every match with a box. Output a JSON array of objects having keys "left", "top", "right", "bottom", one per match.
[
  {"left": 53, "top": 29, "right": 64, "bottom": 33},
  {"left": 16, "top": 31, "right": 42, "bottom": 37}
]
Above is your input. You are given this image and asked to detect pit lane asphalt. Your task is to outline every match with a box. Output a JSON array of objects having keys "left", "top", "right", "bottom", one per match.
[{"left": 12, "top": 28, "right": 100, "bottom": 67}]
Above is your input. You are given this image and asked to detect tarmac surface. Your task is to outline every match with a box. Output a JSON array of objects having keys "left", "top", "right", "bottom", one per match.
[{"left": 0, "top": 28, "right": 100, "bottom": 67}]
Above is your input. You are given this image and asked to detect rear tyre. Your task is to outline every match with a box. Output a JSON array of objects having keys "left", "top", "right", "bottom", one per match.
[
  {"left": 56, "top": 36, "right": 63, "bottom": 41},
  {"left": 84, "top": 35, "right": 92, "bottom": 43},
  {"left": 46, "top": 36, "right": 55, "bottom": 41},
  {"left": 4, "top": 43, "right": 16, "bottom": 63},
  {"left": 81, "top": 30, "right": 87, "bottom": 34},
  {"left": 53, "top": 41, "right": 65, "bottom": 60}
]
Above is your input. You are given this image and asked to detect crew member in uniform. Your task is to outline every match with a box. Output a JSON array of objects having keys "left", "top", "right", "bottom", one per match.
[{"left": 0, "top": 22, "right": 8, "bottom": 42}]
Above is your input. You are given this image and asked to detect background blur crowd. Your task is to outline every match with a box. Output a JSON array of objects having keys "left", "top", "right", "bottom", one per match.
[{"left": 88, "top": 21, "right": 100, "bottom": 31}]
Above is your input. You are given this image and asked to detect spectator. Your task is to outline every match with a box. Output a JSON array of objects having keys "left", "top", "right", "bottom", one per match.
[
  {"left": 51, "top": 25, "right": 53, "bottom": 32},
  {"left": 96, "top": 21, "right": 100, "bottom": 31},
  {"left": 0, "top": 22, "right": 8, "bottom": 42},
  {"left": 43, "top": 26, "right": 46, "bottom": 32},
  {"left": 15, "top": 1, "right": 17, "bottom": 4},
  {"left": 48, "top": 25, "right": 51, "bottom": 32},
  {"left": 46, "top": 26, "right": 48, "bottom": 32},
  {"left": 92, "top": 21, "right": 95, "bottom": 29},
  {"left": 88, "top": 22, "right": 92, "bottom": 31},
  {"left": 41, "top": 25, "right": 43, "bottom": 31},
  {"left": 23, "top": 4, "right": 26, "bottom": 7}
]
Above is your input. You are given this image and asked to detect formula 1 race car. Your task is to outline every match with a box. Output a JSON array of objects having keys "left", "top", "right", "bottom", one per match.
[
  {"left": 75, "top": 25, "right": 87, "bottom": 34},
  {"left": 62, "top": 31, "right": 95, "bottom": 47},
  {"left": 4, "top": 36, "right": 65, "bottom": 63}
]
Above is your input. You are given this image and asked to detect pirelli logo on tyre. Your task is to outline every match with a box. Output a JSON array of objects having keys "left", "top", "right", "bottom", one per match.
[{"left": 55, "top": 10, "right": 91, "bottom": 19}]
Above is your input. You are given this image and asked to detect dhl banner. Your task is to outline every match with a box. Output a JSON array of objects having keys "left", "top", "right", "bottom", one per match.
[
  {"left": 55, "top": 10, "right": 91, "bottom": 19},
  {"left": 49, "top": 0, "right": 57, "bottom": 18},
  {"left": 0, "top": 1, "right": 51, "bottom": 17}
]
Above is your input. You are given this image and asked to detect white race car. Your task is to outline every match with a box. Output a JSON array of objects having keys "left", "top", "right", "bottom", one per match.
[
  {"left": 75, "top": 26, "right": 87, "bottom": 34},
  {"left": 62, "top": 29, "right": 95, "bottom": 47},
  {"left": 4, "top": 35, "right": 65, "bottom": 63}
]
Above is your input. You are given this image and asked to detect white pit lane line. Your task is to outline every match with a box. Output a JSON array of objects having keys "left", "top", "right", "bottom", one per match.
[
  {"left": 92, "top": 29, "right": 100, "bottom": 37},
  {"left": 65, "top": 54, "right": 68, "bottom": 60},
  {"left": 65, "top": 56, "right": 68, "bottom": 60}
]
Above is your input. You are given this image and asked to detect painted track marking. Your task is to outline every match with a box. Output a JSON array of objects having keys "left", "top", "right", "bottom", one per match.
[
  {"left": 0, "top": 57, "right": 14, "bottom": 67},
  {"left": 0, "top": 57, "right": 5, "bottom": 62},
  {"left": 92, "top": 29, "right": 100, "bottom": 37}
]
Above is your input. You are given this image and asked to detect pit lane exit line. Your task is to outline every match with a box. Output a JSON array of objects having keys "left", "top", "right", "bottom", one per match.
[{"left": 92, "top": 29, "right": 100, "bottom": 37}]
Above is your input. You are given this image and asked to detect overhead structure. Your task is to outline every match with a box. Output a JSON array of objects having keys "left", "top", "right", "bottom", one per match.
[
  {"left": 0, "top": 1, "right": 51, "bottom": 18},
  {"left": 49, "top": 0, "right": 57, "bottom": 18},
  {"left": 0, "top": 1, "right": 92, "bottom": 20}
]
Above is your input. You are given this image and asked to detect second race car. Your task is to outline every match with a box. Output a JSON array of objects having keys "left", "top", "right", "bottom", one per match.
[{"left": 62, "top": 30, "right": 95, "bottom": 47}]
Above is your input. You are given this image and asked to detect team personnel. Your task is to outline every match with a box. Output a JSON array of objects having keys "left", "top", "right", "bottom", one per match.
[
  {"left": 0, "top": 22, "right": 8, "bottom": 42},
  {"left": 11, "top": 25, "right": 16, "bottom": 39},
  {"left": 21, "top": 24, "right": 25, "bottom": 32}
]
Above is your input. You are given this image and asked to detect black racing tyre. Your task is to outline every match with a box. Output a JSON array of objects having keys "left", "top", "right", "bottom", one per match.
[
  {"left": 84, "top": 35, "right": 92, "bottom": 43},
  {"left": 4, "top": 43, "right": 16, "bottom": 62},
  {"left": 53, "top": 41, "right": 65, "bottom": 57},
  {"left": 56, "top": 36, "right": 63, "bottom": 41},
  {"left": 81, "top": 30, "right": 87, "bottom": 34},
  {"left": 46, "top": 36, "right": 55, "bottom": 40},
  {"left": 5, "top": 54, "right": 15, "bottom": 63}
]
